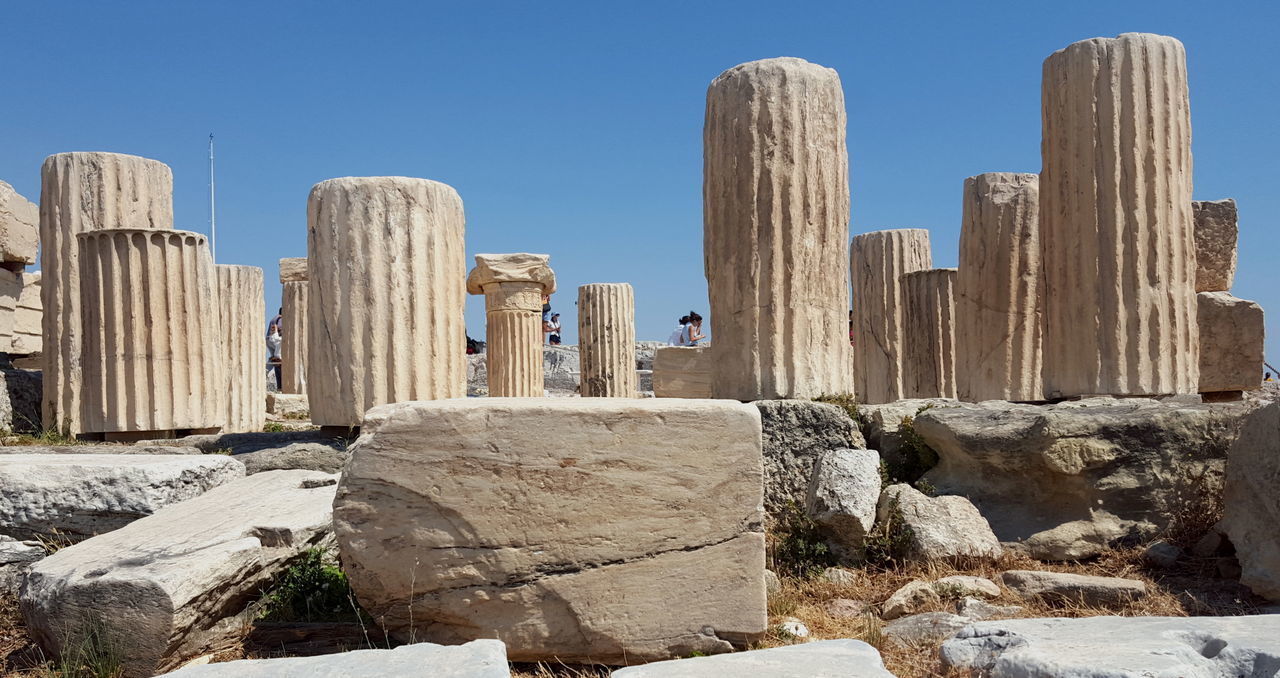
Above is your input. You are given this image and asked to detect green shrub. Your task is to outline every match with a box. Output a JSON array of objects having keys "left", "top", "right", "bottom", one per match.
[
  {"left": 813, "top": 393, "right": 862, "bottom": 427},
  {"left": 862, "top": 496, "right": 915, "bottom": 569},
  {"left": 257, "top": 549, "right": 365, "bottom": 623},
  {"left": 767, "top": 501, "right": 836, "bottom": 579},
  {"left": 262, "top": 422, "right": 287, "bottom": 433}
]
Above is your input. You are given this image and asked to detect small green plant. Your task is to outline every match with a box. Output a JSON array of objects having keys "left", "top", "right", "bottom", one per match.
[
  {"left": 2, "top": 427, "right": 90, "bottom": 447},
  {"left": 262, "top": 422, "right": 287, "bottom": 433},
  {"left": 767, "top": 501, "right": 836, "bottom": 579},
  {"left": 813, "top": 393, "right": 862, "bottom": 427},
  {"left": 912, "top": 478, "right": 937, "bottom": 497},
  {"left": 862, "top": 496, "right": 915, "bottom": 569},
  {"left": 932, "top": 581, "right": 965, "bottom": 600},
  {"left": 892, "top": 406, "right": 939, "bottom": 483},
  {"left": 37, "top": 623, "right": 123, "bottom": 678},
  {"left": 209, "top": 447, "right": 233, "bottom": 456},
  {"left": 256, "top": 549, "right": 367, "bottom": 623}
]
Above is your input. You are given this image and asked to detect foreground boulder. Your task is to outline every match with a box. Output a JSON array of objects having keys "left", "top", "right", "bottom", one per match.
[
  {"left": 805, "top": 448, "right": 880, "bottom": 560},
  {"left": 1222, "top": 402, "right": 1280, "bottom": 600},
  {"left": 21, "top": 470, "right": 337, "bottom": 678},
  {"left": 915, "top": 398, "right": 1245, "bottom": 560},
  {"left": 1000, "top": 570, "right": 1145, "bottom": 608},
  {"left": 610, "top": 639, "right": 893, "bottom": 677},
  {"left": 0, "top": 454, "right": 244, "bottom": 540},
  {"left": 156, "top": 639, "right": 510, "bottom": 677},
  {"left": 0, "top": 535, "right": 43, "bottom": 592},
  {"left": 877, "top": 484, "right": 1001, "bottom": 561},
  {"left": 235, "top": 443, "right": 349, "bottom": 475},
  {"left": 757, "top": 400, "right": 865, "bottom": 516},
  {"left": 941, "top": 615, "right": 1280, "bottom": 676},
  {"left": 334, "top": 398, "right": 767, "bottom": 664}
]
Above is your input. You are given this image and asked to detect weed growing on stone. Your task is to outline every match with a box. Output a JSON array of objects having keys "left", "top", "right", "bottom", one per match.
[
  {"left": 36, "top": 624, "right": 123, "bottom": 678},
  {"left": 262, "top": 422, "right": 287, "bottom": 433},
  {"left": 812, "top": 393, "right": 862, "bottom": 427},
  {"left": 767, "top": 501, "right": 837, "bottom": 579},
  {"left": 892, "top": 407, "right": 939, "bottom": 483},
  {"left": 256, "top": 549, "right": 367, "bottom": 624},
  {"left": 861, "top": 498, "right": 915, "bottom": 569}
]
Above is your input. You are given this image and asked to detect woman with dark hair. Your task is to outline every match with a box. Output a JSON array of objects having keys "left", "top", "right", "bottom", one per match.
[
  {"left": 668, "top": 315, "right": 690, "bottom": 346},
  {"left": 546, "top": 313, "right": 562, "bottom": 346},
  {"left": 684, "top": 311, "right": 706, "bottom": 346}
]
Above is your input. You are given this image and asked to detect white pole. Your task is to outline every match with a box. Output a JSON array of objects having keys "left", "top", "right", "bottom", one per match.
[{"left": 209, "top": 133, "right": 217, "bottom": 261}]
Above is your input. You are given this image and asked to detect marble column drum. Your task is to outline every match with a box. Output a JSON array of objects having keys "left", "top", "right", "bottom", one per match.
[
  {"left": 216, "top": 265, "right": 265, "bottom": 433},
  {"left": 467, "top": 253, "right": 557, "bottom": 398},
  {"left": 279, "top": 258, "right": 308, "bottom": 394},
  {"left": 850, "top": 229, "right": 932, "bottom": 404},
  {"left": 577, "top": 283, "right": 637, "bottom": 398},
  {"left": 903, "top": 268, "right": 958, "bottom": 399}
]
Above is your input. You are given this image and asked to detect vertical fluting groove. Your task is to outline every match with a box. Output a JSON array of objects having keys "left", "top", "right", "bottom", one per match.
[
  {"left": 281, "top": 281, "right": 309, "bottom": 393},
  {"left": 217, "top": 265, "right": 265, "bottom": 432},
  {"left": 39, "top": 152, "right": 173, "bottom": 433},
  {"left": 703, "top": 56, "right": 852, "bottom": 401},
  {"left": 903, "top": 268, "right": 958, "bottom": 399},
  {"left": 956, "top": 173, "right": 1043, "bottom": 401},
  {"left": 577, "top": 283, "right": 637, "bottom": 398},
  {"left": 77, "top": 229, "right": 218, "bottom": 434},
  {"left": 483, "top": 282, "right": 544, "bottom": 397},
  {"left": 307, "top": 177, "right": 466, "bottom": 427},
  {"left": 850, "top": 229, "right": 932, "bottom": 404},
  {"left": 1040, "top": 33, "right": 1197, "bottom": 397}
]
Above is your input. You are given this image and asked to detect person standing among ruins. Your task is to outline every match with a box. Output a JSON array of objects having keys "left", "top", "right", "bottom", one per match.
[
  {"left": 684, "top": 311, "right": 706, "bottom": 346},
  {"left": 668, "top": 315, "right": 690, "bottom": 345},
  {"left": 266, "top": 320, "right": 283, "bottom": 390},
  {"left": 546, "top": 313, "right": 562, "bottom": 345}
]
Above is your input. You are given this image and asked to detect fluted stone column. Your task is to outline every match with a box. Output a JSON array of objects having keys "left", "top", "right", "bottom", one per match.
[
  {"left": 78, "top": 229, "right": 220, "bottom": 437},
  {"left": 903, "top": 268, "right": 958, "bottom": 399},
  {"left": 279, "top": 258, "right": 308, "bottom": 394},
  {"left": 466, "top": 253, "right": 556, "bottom": 398},
  {"left": 956, "top": 173, "right": 1043, "bottom": 402},
  {"left": 1040, "top": 33, "right": 1198, "bottom": 398},
  {"left": 217, "top": 265, "right": 265, "bottom": 433},
  {"left": 850, "top": 229, "right": 932, "bottom": 404},
  {"left": 704, "top": 57, "right": 853, "bottom": 401},
  {"left": 307, "top": 177, "right": 466, "bottom": 428},
  {"left": 577, "top": 283, "right": 637, "bottom": 398},
  {"left": 40, "top": 152, "right": 173, "bottom": 434}
]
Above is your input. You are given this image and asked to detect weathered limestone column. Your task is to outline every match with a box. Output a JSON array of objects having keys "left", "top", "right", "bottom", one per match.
[
  {"left": 704, "top": 57, "right": 853, "bottom": 401},
  {"left": 903, "top": 268, "right": 958, "bottom": 399},
  {"left": 279, "top": 258, "right": 308, "bottom": 394},
  {"left": 577, "top": 283, "right": 637, "bottom": 398},
  {"left": 850, "top": 229, "right": 932, "bottom": 404},
  {"left": 11, "top": 272, "right": 42, "bottom": 355},
  {"left": 1040, "top": 33, "right": 1198, "bottom": 397},
  {"left": 956, "top": 173, "right": 1043, "bottom": 402},
  {"left": 78, "top": 229, "right": 220, "bottom": 437},
  {"left": 40, "top": 152, "right": 174, "bottom": 434},
  {"left": 466, "top": 254, "right": 556, "bottom": 398},
  {"left": 216, "top": 265, "right": 265, "bottom": 433},
  {"left": 307, "top": 177, "right": 466, "bottom": 428}
]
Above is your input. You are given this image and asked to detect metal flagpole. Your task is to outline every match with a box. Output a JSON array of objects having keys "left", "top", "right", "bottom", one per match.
[{"left": 209, "top": 133, "right": 217, "bottom": 261}]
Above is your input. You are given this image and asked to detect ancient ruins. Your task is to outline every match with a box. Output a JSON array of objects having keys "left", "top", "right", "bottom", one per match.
[{"left": 0, "top": 29, "right": 1274, "bottom": 678}]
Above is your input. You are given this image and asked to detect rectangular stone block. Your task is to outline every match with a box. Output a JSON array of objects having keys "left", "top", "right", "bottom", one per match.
[
  {"left": 1198, "top": 292, "right": 1264, "bottom": 393},
  {"left": 333, "top": 398, "right": 767, "bottom": 664},
  {"left": 0, "top": 180, "right": 38, "bottom": 265},
  {"left": 0, "top": 268, "right": 21, "bottom": 349},
  {"left": 11, "top": 271, "right": 41, "bottom": 355},
  {"left": 652, "top": 346, "right": 713, "bottom": 398},
  {"left": 21, "top": 470, "right": 337, "bottom": 677},
  {"left": 278, "top": 257, "right": 307, "bottom": 283},
  {"left": 1193, "top": 199, "right": 1238, "bottom": 292}
]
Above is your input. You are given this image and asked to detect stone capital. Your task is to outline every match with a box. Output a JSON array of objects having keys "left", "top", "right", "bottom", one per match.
[
  {"left": 466, "top": 253, "right": 556, "bottom": 296},
  {"left": 279, "top": 257, "right": 307, "bottom": 283}
]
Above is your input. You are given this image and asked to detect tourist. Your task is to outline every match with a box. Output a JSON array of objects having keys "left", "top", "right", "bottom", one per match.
[
  {"left": 546, "top": 313, "right": 562, "bottom": 346},
  {"left": 268, "top": 307, "right": 282, "bottom": 336},
  {"left": 668, "top": 315, "right": 690, "bottom": 346},
  {"left": 684, "top": 311, "right": 706, "bottom": 346},
  {"left": 266, "top": 321, "right": 283, "bottom": 390}
]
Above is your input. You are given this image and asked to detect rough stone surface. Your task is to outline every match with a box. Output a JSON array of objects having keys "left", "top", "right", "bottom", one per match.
[
  {"left": 266, "top": 393, "right": 309, "bottom": 419},
  {"left": 542, "top": 344, "right": 581, "bottom": 393},
  {"left": 611, "top": 639, "right": 893, "bottom": 677},
  {"left": 41, "top": 152, "right": 174, "bottom": 434},
  {"left": 956, "top": 173, "right": 1042, "bottom": 402},
  {"left": 941, "top": 615, "right": 1280, "bottom": 677},
  {"left": 334, "top": 398, "right": 766, "bottom": 664},
  {"left": 935, "top": 576, "right": 1001, "bottom": 599},
  {"left": 902, "top": 268, "right": 958, "bottom": 399},
  {"left": 0, "top": 535, "right": 43, "bottom": 593},
  {"left": 806, "top": 448, "right": 881, "bottom": 560},
  {"left": 652, "top": 346, "right": 712, "bottom": 398},
  {"left": 851, "top": 229, "right": 932, "bottom": 404},
  {"left": 578, "top": 283, "right": 637, "bottom": 397},
  {"left": 884, "top": 612, "right": 970, "bottom": 648},
  {"left": 156, "top": 640, "right": 511, "bottom": 678},
  {"left": 954, "top": 597, "right": 1022, "bottom": 621},
  {"left": 1198, "top": 292, "right": 1264, "bottom": 393},
  {"left": 0, "top": 180, "right": 37, "bottom": 265},
  {"left": 308, "top": 177, "right": 466, "bottom": 426},
  {"left": 0, "top": 444, "right": 200, "bottom": 455},
  {"left": 278, "top": 256, "right": 307, "bottom": 284},
  {"left": 704, "top": 57, "right": 853, "bottom": 401},
  {"left": 0, "top": 454, "right": 244, "bottom": 540},
  {"left": 859, "top": 398, "right": 953, "bottom": 478},
  {"left": 467, "top": 253, "right": 557, "bottom": 398},
  {"left": 1000, "top": 570, "right": 1146, "bottom": 607},
  {"left": 236, "top": 443, "right": 349, "bottom": 475},
  {"left": 915, "top": 398, "right": 1245, "bottom": 560},
  {"left": 134, "top": 430, "right": 346, "bottom": 456},
  {"left": 757, "top": 399, "right": 865, "bottom": 515},
  {"left": 217, "top": 265, "right": 265, "bottom": 433},
  {"left": 1041, "top": 34, "right": 1198, "bottom": 398},
  {"left": 1222, "top": 402, "right": 1280, "bottom": 601},
  {"left": 1193, "top": 199, "right": 1238, "bottom": 293},
  {"left": 21, "top": 470, "right": 336, "bottom": 678},
  {"left": 1144, "top": 540, "right": 1183, "bottom": 569},
  {"left": 78, "top": 229, "right": 221, "bottom": 434},
  {"left": 882, "top": 580, "right": 940, "bottom": 620},
  {"left": 0, "top": 367, "right": 42, "bottom": 433},
  {"left": 824, "top": 598, "right": 871, "bottom": 619},
  {"left": 0, "top": 269, "right": 19, "bottom": 351},
  {"left": 11, "top": 271, "right": 42, "bottom": 355},
  {"left": 877, "top": 484, "right": 1001, "bottom": 561}
]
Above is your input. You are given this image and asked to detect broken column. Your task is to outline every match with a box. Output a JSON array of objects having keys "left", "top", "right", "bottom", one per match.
[
  {"left": 577, "top": 283, "right": 637, "bottom": 398},
  {"left": 704, "top": 57, "right": 853, "bottom": 400},
  {"left": 77, "top": 229, "right": 221, "bottom": 438},
  {"left": 216, "top": 265, "right": 265, "bottom": 433},
  {"left": 850, "top": 229, "right": 932, "bottom": 404},
  {"left": 307, "top": 177, "right": 466, "bottom": 428},
  {"left": 466, "top": 253, "right": 556, "bottom": 398},
  {"left": 903, "top": 268, "right": 958, "bottom": 399},
  {"left": 1193, "top": 199, "right": 1238, "bottom": 293},
  {"left": 40, "top": 153, "right": 174, "bottom": 434},
  {"left": 1040, "top": 33, "right": 1198, "bottom": 398},
  {"left": 956, "top": 173, "right": 1042, "bottom": 402},
  {"left": 279, "top": 258, "right": 308, "bottom": 394}
]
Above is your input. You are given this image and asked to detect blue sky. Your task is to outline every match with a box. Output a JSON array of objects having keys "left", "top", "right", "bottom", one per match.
[{"left": 3, "top": 1, "right": 1277, "bottom": 366}]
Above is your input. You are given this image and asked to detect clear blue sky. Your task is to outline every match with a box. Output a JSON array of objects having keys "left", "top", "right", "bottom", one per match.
[{"left": 3, "top": 1, "right": 1276, "bottom": 366}]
